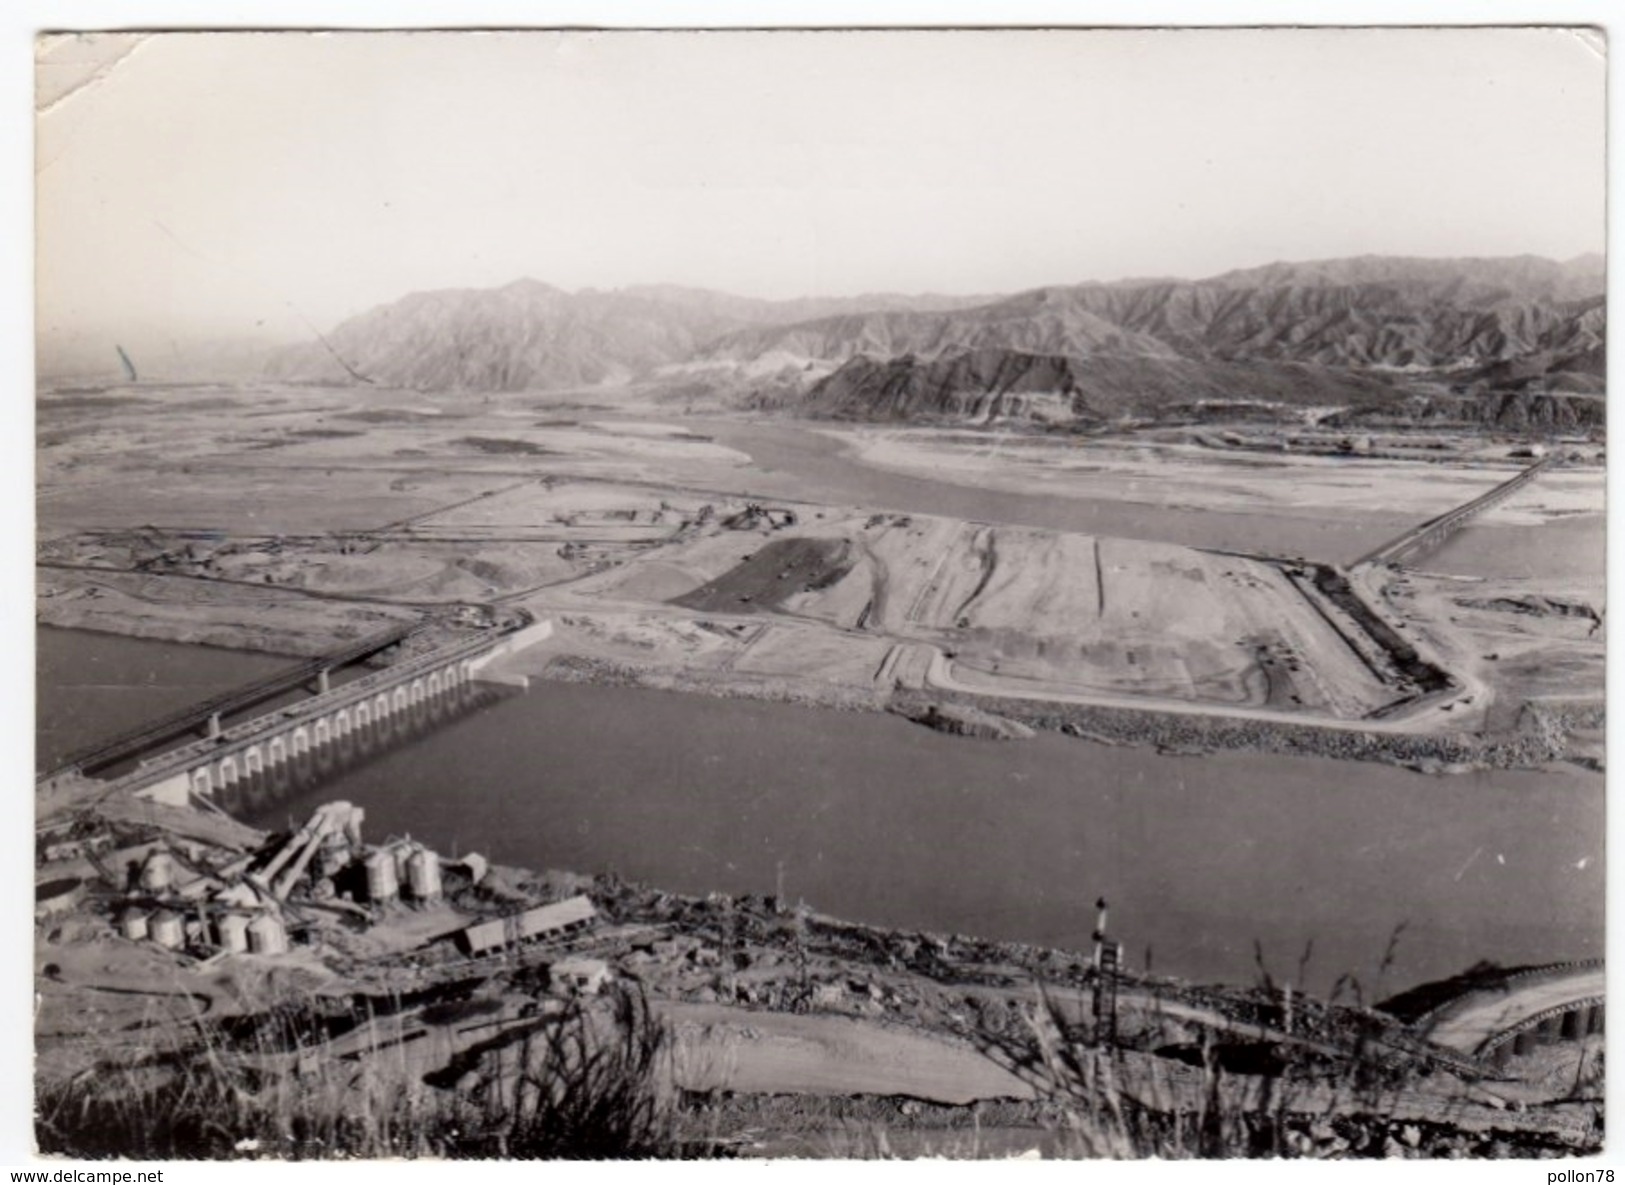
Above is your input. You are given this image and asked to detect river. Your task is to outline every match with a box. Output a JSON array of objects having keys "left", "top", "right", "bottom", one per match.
[
  {"left": 707, "top": 422, "right": 1420, "bottom": 565},
  {"left": 34, "top": 423, "right": 1604, "bottom": 995},
  {"left": 36, "top": 627, "right": 1602, "bottom": 996},
  {"left": 707, "top": 423, "right": 1609, "bottom": 577},
  {"left": 1424, "top": 514, "right": 1606, "bottom": 582}
]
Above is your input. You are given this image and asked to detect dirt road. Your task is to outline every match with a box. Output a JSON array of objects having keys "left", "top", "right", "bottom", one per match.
[{"left": 662, "top": 1003, "right": 1034, "bottom": 1104}]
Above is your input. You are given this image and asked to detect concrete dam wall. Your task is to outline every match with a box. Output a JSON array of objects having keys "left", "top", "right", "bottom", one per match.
[{"left": 80, "top": 622, "right": 553, "bottom": 809}]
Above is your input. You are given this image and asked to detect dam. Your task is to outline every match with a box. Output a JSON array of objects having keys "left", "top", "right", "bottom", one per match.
[
  {"left": 1408, "top": 960, "right": 1605, "bottom": 1066},
  {"left": 39, "top": 620, "right": 552, "bottom": 810},
  {"left": 38, "top": 621, "right": 422, "bottom": 781}
]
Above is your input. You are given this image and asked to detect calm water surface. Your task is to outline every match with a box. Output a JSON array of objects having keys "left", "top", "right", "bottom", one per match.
[
  {"left": 1425, "top": 515, "right": 1605, "bottom": 581},
  {"left": 35, "top": 627, "right": 293, "bottom": 771},
  {"left": 225, "top": 678, "right": 1598, "bottom": 994},
  {"left": 37, "top": 630, "right": 1601, "bottom": 994}
]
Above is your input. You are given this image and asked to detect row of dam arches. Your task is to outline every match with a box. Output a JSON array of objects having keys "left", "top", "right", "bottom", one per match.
[
  {"left": 208, "top": 680, "right": 499, "bottom": 818},
  {"left": 189, "top": 658, "right": 478, "bottom": 800}
]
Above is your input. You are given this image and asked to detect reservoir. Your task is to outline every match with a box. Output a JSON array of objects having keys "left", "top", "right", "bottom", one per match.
[
  {"left": 35, "top": 627, "right": 294, "bottom": 771},
  {"left": 37, "top": 627, "right": 1602, "bottom": 996}
]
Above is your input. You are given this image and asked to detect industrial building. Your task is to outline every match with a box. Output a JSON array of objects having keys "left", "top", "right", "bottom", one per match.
[
  {"left": 87, "top": 801, "right": 451, "bottom": 961},
  {"left": 549, "top": 955, "right": 612, "bottom": 996},
  {"left": 461, "top": 895, "right": 599, "bottom": 958},
  {"left": 41, "top": 832, "right": 112, "bottom": 864},
  {"left": 35, "top": 877, "right": 86, "bottom": 920}
]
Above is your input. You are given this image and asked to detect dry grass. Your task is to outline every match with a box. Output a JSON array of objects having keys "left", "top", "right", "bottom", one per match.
[{"left": 35, "top": 983, "right": 692, "bottom": 1161}]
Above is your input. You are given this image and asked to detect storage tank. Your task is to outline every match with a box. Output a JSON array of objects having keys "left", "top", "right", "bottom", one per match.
[
  {"left": 216, "top": 913, "right": 250, "bottom": 954},
  {"left": 35, "top": 877, "right": 85, "bottom": 919},
  {"left": 119, "top": 907, "right": 150, "bottom": 942},
  {"left": 405, "top": 846, "right": 442, "bottom": 903},
  {"left": 247, "top": 913, "right": 288, "bottom": 955},
  {"left": 148, "top": 909, "right": 184, "bottom": 950},
  {"left": 138, "top": 849, "right": 176, "bottom": 893},
  {"left": 365, "top": 849, "right": 400, "bottom": 905}
]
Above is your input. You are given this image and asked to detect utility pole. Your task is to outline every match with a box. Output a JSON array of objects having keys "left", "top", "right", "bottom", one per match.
[
  {"left": 723, "top": 896, "right": 738, "bottom": 1004},
  {"left": 1091, "top": 897, "right": 1119, "bottom": 1050},
  {"left": 790, "top": 902, "right": 810, "bottom": 1012}
]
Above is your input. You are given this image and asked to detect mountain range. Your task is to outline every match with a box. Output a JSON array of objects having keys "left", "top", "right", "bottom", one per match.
[{"left": 263, "top": 254, "right": 1606, "bottom": 429}]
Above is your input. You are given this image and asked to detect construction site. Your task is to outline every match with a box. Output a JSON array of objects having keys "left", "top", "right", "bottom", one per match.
[
  {"left": 33, "top": 382, "right": 1606, "bottom": 1158},
  {"left": 33, "top": 785, "right": 1605, "bottom": 1158}
]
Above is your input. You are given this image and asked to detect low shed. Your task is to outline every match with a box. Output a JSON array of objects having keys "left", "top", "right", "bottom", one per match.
[{"left": 461, "top": 895, "right": 599, "bottom": 958}]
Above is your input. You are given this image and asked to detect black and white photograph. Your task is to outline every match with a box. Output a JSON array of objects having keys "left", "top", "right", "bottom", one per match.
[{"left": 26, "top": 18, "right": 1609, "bottom": 1164}]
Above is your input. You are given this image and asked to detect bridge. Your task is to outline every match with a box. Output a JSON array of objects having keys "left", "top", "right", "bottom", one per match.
[
  {"left": 1411, "top": 960, "right": 1603, "bottom": 1065},
  {"left": 1353, "top": 457, "right": 1552, "bottom": 569},
  {"left": 39, "top": 622, "right": 422, "bottom": 781},
  {"left": 43, "top": 620, "right": 552, "bottom": 810}
]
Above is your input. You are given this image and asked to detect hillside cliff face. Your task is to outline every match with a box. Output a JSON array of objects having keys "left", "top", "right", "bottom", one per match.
[
  {"left": 799, "top": 349, "right": 1406, "bottom": 424},
  {"left": 741, "top": 257, "right": 1606, "bottom": 428},
  {"left": 264, "top": 282, "right": 994, "bottom": 391},
  {"left": 1325, "top": 390, "right": 1607, "bottom": 433},
  {"left": 264, "top": 255, "right": 1605, "bottom": 430},
  {"left": 709, "top": 256, "right": 1604, "bottom": 373},
  {"left": 264, "top": 280, "right": 740, "bottom": 390},
  {"left": 699, "top": 300, "right": 1180, "bottom": 367}
]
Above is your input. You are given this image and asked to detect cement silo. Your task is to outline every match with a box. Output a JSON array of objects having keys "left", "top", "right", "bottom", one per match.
[
  {"left": 148, "top": 909, "right": 184, "bottom": 950},
  {"left": 216, "top": 912, "right": 251, "bottom": 954},
  {"left": 405, "top": 846, "right": 442, "bottom": 903},
  {"left": 247, "top": 912, "right": 288, "bottom": 955},
  {"left": 119, "top": 907, "right": 150, "bottom": 942},
  {"left": 365, "top": 849, "right": 400, "bottom": 905}
]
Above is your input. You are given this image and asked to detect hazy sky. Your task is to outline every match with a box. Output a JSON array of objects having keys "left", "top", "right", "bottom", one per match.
[{"left": 35, "top": 27, "right": 1606, "bottom": 357}]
